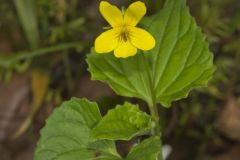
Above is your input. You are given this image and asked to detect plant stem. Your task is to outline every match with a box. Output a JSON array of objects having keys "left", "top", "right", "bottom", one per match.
[
  {"left": 154, "top": 0, "right": 163, "bottom": 12},
  {"left": 0, "top": 42, "right": 81, "bottom": 69},
  {"left": 141, "top": 54, "right": 163, "bottom": 160},
  {"left": 149, "top": 100, "right": 160, "bottom": 135},
  {"left": 148, "top": 101, "right": 163, "bottom": 160},
  {"left": 62, "top": 52, "right": 74, "bottom": 94},
  {"left": 158, "top": 136, "right": 164, "bottom": 160}
]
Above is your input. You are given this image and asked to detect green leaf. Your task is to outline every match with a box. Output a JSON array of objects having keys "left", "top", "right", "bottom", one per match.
[
  {"left": 87, "top": 0, "right": 215, "bottom": 107},
  {"left": 87, "top": 52, "right": 153, "bottom": 106},
  {"left": 146, "top": 0, "right": 215, "bottom": 106},
  {"left": 91, "top": 102, "right": 152, "bottom": 140},
  {"left": 14, "top": 0, "right": 39, "bottom": 49},
  {"left": 126, "top": 137, "right": 161, "bottom": 160},
  {"left": 34, "top": 98, "right": 121, "bottom": 160}
]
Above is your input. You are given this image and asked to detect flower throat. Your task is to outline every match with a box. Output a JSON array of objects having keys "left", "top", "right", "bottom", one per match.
[{"left": 119, "top": 27, "right": 130, "bottom": 42}]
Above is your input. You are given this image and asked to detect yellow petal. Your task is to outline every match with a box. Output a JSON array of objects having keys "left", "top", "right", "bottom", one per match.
[
  {"left": 114, "top": 42, "right": 137, "bottom": 58},
  {"left": 100, "top": 1, "right": 123, "bottom": 27},
  {"left": 129, "top": 27, "right": 156, "bottom": 50},
  {"left": 124, "top": 1, "right": 146, "bottom": 26},
  {"left": 95, "top": 28, "right": 120, "bottom": 53}
]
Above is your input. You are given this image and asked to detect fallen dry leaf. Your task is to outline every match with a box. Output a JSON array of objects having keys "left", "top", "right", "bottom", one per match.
[{"left": 12, "top": 69, "right": 49, "bottom": 139}]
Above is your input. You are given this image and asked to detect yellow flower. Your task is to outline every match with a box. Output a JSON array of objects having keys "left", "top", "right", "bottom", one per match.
[{"left": 94, "top": 1, "right": 156, "bottom": 58}]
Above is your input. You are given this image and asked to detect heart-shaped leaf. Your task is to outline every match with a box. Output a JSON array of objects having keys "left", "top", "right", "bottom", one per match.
[
  {"left": 87, "top": 0, "right": 215, "bottom": 107},
  {"left": 34, "top": 98, "right": 121, "bottom": 160}
]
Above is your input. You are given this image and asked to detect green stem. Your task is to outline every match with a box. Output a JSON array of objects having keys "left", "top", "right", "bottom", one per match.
[
  {"left": 0, "top": 42, "right": 80, "bottom": 69},
  {"left": 62, "top": 52, "right": 74, "bottom": 94},
  {"left": 148, "top": 99, "right": 163, "bottom": 160},
  {"left": 140, "top": 54, "right": 163, "bottom": 160},
  {"left": 148, "top": 99, "right": 160, "bottom": 136},
  {"left": 154, "top": 0, "right": 162, "bottom": 11},
  {"left": 159, "top": 136, "right": 164, "bottom": 160}
]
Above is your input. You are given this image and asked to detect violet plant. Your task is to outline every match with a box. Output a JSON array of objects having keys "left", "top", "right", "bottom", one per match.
[{"left": 34, "top": 0, "right": 215, "bottom": 159}]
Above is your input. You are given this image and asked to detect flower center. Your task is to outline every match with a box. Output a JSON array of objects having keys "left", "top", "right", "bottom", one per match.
[{"left": 119, "top": 27, "right": 130, "bottom": 42}]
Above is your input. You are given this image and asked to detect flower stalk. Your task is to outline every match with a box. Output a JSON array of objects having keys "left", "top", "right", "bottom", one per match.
[
  {"left": 141, "top": 53, "right": 163, "bottom": 160},
  {"left": 149, "top": 102, "right": 163, "bottom": 160}
]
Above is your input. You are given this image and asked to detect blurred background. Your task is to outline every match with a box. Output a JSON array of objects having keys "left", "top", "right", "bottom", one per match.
[{"left": 0, "top": 0, "right": 240, "bottom": 160}]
